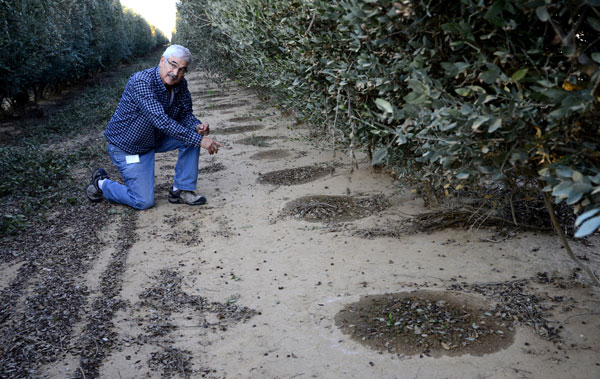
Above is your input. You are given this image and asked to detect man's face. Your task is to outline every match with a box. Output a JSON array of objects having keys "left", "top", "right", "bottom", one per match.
[{"left": 159, "top": 56, "right": 188, "bottom": 87}]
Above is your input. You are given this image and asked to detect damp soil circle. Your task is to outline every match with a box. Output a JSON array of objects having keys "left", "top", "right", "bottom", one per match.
[
  {"left": 236, "top": 135, "right": 282, "bottom": 147},
  {"left": 250, "top": 149, "right": 291, "bottom": 160},
  {"left": 228, "top": 116, "right": 262, "bottom": 123},
  {"left": 282, "top": 194, "right": 388, "bottom": 222},
  {"left": 334, "top": 290, "right": 516, "bottom": 357},
  {"left": 217, "top": 124, "right": 264, "bottom": 135},
  {"left": 258, "top": 166, "right": 332, "bottom": 186}
]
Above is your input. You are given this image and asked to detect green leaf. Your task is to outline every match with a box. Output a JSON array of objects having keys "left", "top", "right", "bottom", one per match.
[
  {"left": 371, "top": 147, "right": 388, "bottom": 166},
  {"left": 511, "top": 68, "right": 528, "bottom": 82},
  {"left": 575, "top": 209, "right": 600, "bottom": 227},
  {"left": 395, "top": 130, "right": 407, "bottom": 145},
  {"left": 472, "top": 116, "right": 490, "bottom": 131},
  {"left": 551, "top": 182, "right": 572, "bottom": 198},
  {"left": 375, "top": 98, "right": 393, "bottom": 114},
  {"left": 441, "top": 62, "right": 458, "bottom": 77},
  {"left": 574, "top": 216, "right": 600, "bottom": 238},
  {"left": 536, "top": 6, "right": 550, "bottom": 22},
  {"left": 440, "top": 122, "right": 457, "bottom": 131},
  {"left": 484, "top": 0, "right": 504, "bottom": 19},
  {"left": 469, "top": 86, "right": 486, "bottom": 94},
  {"left": 457, "top": 172, "right": 470, "bottom": 179},
  {"left": 404, "top": 92, "right": 428, "bottom": 104},
  {"left": 592, "top": 53, "right": 600, "bottom": 64},
  {"left": 510, "top": 152, "right": 527, "bottom": 164},
  {"left": 572, "top": 170, "right": 585, "bottom": 182},
  {"left": 537, "top": 79, "right": 554, "bottom": 88},
  {"left": 480, "top": 69, "right": 499, "bottom": 84},
  {"left": 478, "top": 166, "right": 494, "bottom": 174},
  {"left": 556, "top": 167, "right": 573, "bottom": 178},
  {"left": 588, "top": 17, "right": 600, "bottom": 32},
  {"left": 455, "top": 88, "right": 471, "bottom": 96},
  {"left": 441, "top": 22, "right": 462, "bottom": 34},
  {"left": 566, "top": 182, "right": 593, "bottom": 205},
  {"left": 407, "top": 79, "right": 427, "bottom": 94},
  {"left": 488, "top": 117, "right": 502, "bottom": 133}
]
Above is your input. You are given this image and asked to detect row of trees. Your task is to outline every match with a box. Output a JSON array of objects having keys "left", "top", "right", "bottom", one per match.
[
  {"left": 174, "top": 0, "right": 600, "bottom": 240},
  {"left": 0, "top": 0, "right": 168, "bottom": 110}
]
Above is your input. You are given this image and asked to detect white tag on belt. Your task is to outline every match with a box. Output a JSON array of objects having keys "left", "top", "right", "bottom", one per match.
[{"left": 125, "top": 155, "right": 140, "bottom": 164}]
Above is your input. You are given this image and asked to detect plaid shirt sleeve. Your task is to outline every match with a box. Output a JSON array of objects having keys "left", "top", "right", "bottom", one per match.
[{"left": 104, "top": 67, "right": 203, "bottom": 155}]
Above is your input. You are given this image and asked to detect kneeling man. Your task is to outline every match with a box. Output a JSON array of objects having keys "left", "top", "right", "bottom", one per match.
[{"left": 86, "top": 44, "right": 223, "bottom": 209}]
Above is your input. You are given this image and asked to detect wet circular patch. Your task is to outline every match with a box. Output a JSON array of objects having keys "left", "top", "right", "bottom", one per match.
[
  {"left": 335, "top": 290, "right": 515, "bottom": 357},
  {"left": 282, "top": 194, "right": 388, "bottom": 222},
  {"left": 250, "top": 149, "right": 291, "bottom": 160},
  {"left": 258, "top": 166, "right": 332, "bottom": 186},
  {"left": 228, "top": 116, "right": 262, "bottom": 123},
  {"left": 236, "top": 135, "right": 282, "bottom": 147},
  {"left": 217, "top": 124, "right": 264, "bottom": 135}
]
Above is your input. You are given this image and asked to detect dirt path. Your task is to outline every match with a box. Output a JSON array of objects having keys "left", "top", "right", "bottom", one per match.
[{"left": 41, "top": 72, "right": 600, "bottom": 378}]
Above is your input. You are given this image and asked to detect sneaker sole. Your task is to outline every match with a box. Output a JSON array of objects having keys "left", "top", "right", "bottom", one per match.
[
  {"left": 168, "top": 196, "right": 206, "bottom": 205},
  {"left": 86, "top": 184, "right": 103, "bottom": 203}
]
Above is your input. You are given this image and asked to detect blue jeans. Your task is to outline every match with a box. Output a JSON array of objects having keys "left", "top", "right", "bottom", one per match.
[{"left": 102, "top": 136, "right": 200, "bottom": 209}]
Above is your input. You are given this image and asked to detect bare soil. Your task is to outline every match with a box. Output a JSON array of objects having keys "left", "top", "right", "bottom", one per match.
[{"left": 1, "top": 71, "right": 600, "bottom": 379}]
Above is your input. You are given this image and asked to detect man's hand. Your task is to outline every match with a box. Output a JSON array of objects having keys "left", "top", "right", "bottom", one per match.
[
  {"left": 196, "top": 122, "right": 210, "bottom": 136},
  {"left": 200, "top": 136, "right": 224, "bottom": 155}
]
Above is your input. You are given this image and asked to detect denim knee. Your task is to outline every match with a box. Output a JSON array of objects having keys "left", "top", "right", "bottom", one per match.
[{"left": 132, "top": 197, "right": 155, "bottom": 210}]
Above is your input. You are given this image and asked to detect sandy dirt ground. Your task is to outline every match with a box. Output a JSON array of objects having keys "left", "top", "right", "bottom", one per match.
[{"left": 39, "top": 71, "right": 600, "bottom": 378}]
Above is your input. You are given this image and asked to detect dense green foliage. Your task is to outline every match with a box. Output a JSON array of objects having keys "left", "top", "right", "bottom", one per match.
[
  {"left": 175, "top": 0, "right": 600, "bottom": 237},
  {"left": 0, "top": 0, "right": 168, "bottom": 108}
]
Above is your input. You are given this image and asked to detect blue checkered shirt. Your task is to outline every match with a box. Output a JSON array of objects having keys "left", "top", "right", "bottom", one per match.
[{"left": 104, "top": 66, "right": 203, "bottom": 154}]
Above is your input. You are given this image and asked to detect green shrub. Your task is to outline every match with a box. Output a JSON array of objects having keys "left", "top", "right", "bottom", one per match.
[{"left": 175, "top": 0, "right": 600, "bottom": 237}]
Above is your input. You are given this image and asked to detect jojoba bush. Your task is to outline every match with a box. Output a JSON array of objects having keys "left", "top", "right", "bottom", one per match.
[{"left": 175, "top": 0, "right": 600, "bottom": 237}]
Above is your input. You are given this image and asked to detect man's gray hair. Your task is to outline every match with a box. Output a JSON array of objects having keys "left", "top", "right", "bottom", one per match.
[{"left": 163, "top": 45, "right": 192, "bottom": 65}]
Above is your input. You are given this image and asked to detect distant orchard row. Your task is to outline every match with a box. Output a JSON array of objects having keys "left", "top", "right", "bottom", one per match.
[{"left": 1, "top": 0, "right": 169, "bottom": 109}]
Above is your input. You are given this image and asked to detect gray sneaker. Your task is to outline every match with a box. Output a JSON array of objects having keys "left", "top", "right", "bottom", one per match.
[
  {"left": 86, "top": 168, "right": 109, "bottom": 202},
  {"left": 168, "top": 189, "right": 207, "bottom": 205}
]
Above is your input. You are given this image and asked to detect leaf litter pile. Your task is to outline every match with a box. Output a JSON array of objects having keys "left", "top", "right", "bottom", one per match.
[
  {"left": 336, "top": 273, "right": 581, "bottom": 358},
  {"left": 449, "top": 274, "right": 574, "bottom": 342},
  {"left": 149, "top": 346, "right": 194, "bottom": 378},
  {"left": 258, "top": 165, "right": 334, "bottom": 186},
  {"left": 0, "top": 182, "right": 133, "bottom": 378},
  {"left": 335, "top": 290, "right": 515, "bottom": 357},
  {"left": 133, "top": 269, "right": 259, "bottom": 377},
  {"left": 198, "top": 161, "right": 226, "bottom": 174},
  {"left": 283, "top": 195, "right": 389, "bottom": 222}
]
